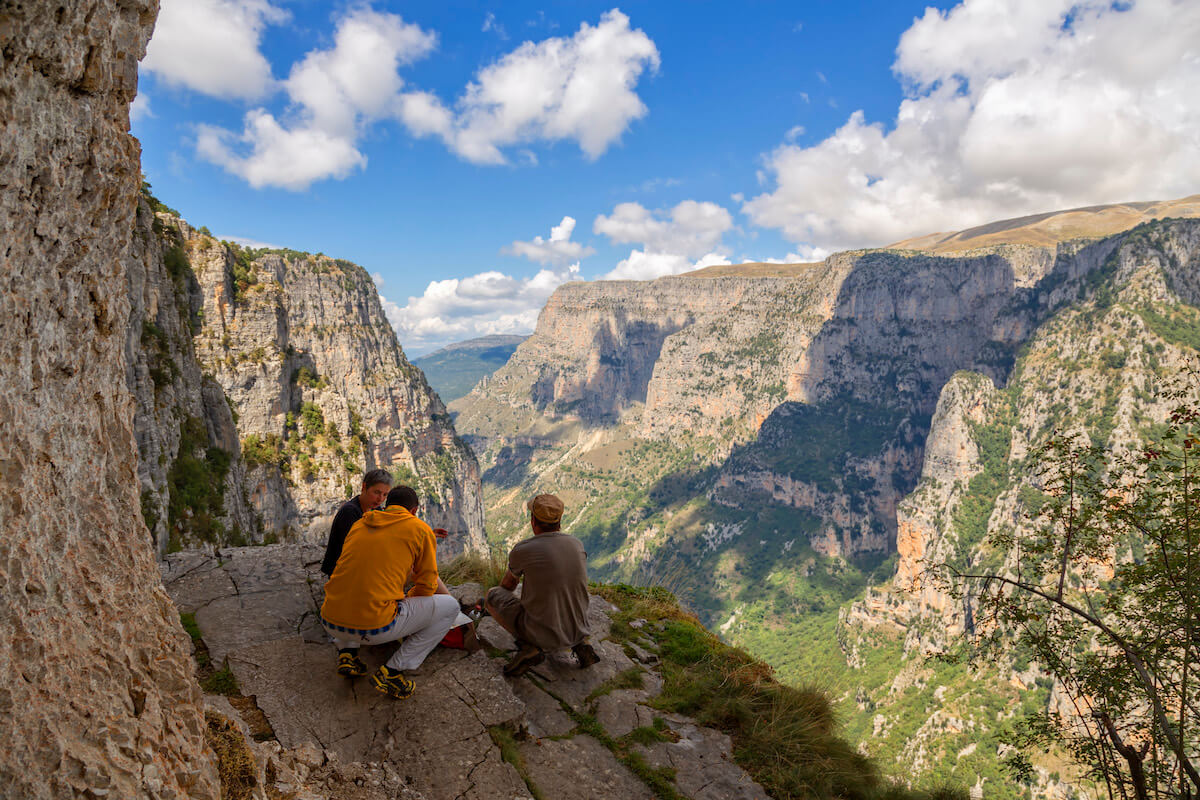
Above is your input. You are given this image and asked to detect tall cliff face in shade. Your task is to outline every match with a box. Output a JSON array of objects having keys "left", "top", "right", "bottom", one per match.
[
  {"left": 0, "top": 2, "right": 220, "bottom": 798},
  {"left": 125, "top": 199, "right": 259, "bottom": 552},
  {"left": 124, "top": 207, "right": 486, "bottom": 556}
]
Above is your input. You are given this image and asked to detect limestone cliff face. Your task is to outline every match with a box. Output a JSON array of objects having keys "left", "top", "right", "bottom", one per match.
[
  {"left": 455, "top": 236, "right": 1121, "bottom": 560},
  {"left": 125, "top": 200, "right": 257, "bottom": 553},
  {"left": 0, "top": 3, "right": 220, "bottom": 797},
  {"left": 126, "top": 212, "right": 486, "bottom": 555},
  {"left": 836, "top": 219, "right": 1200, "bottom": 790},
  {"left": 885, "top": 220, "right": 1200, "bottom": 641}
]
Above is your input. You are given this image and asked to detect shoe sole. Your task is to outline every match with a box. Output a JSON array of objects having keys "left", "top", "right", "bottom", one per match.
[
  {"left": 337, "top": 666, "right": 367, "bottom": 678},
  {"left": 371, "top": 673, "right": 414, "bottom": 699},
  {"left": 503, "top": 650, "right": 545, "bottom": 678}
]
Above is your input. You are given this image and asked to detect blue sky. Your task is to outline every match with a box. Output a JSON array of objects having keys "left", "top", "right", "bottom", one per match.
[{"left": 134, "top": 0, "right": 1200, "bottom": 354}]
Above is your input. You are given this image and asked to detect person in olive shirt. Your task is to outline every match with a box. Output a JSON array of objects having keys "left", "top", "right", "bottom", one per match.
[
  {"left": 485, "top": 493, "right": 599, "bottom": 677},
  {"left": 320, "top": 485, "right": 459, "bottom": 699},
  {"left": 321, "top": 469, "right": 393, "bottom": 578}
]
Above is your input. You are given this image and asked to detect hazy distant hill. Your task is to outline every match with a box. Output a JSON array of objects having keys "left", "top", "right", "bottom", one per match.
[{"left": 414, "top": 334, "right": 527, "bottom": 403}]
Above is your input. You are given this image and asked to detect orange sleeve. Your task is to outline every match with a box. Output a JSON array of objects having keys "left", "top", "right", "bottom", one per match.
[{"left": 407, "top": 528, "right": 439, "bottom": 597}]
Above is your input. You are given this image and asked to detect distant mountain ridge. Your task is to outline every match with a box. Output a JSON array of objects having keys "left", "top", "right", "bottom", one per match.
[
  {"left": 414, "top": 334, "right": 527, "bottom": 404},
  {"left": 686, "top": 193, "right": 1200, "bottom": 278},
  {"left": 887, "top": 193, "right": 1200, "bottom": 253}
]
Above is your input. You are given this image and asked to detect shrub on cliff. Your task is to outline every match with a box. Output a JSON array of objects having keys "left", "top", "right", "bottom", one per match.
[{"left": 948, "top": 373, "right": 1200, "bottom": 798}]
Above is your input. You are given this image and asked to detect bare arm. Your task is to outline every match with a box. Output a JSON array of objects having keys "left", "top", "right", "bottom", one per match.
[{"left": 499, "top": 569, "right": 520, "bottom": 591}]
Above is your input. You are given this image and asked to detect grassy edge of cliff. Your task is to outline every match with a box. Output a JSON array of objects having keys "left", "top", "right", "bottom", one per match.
[
  {"left": 591, "top": 583, "right": 966, "bottom": 800},
  {"left": 443, "top": 553, "right": 965, "bottom": 800}
]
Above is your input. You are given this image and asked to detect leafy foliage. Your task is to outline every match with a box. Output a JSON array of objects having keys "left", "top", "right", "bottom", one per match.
[
  {"left": 139, "top": 178, "right": 180, "bottom": 216},
  {"left": 167, "top": 415, "right": 237, "bottom": 548},
  {"left": 950, "top": 374, "right": 1200, "bottom": 798}
]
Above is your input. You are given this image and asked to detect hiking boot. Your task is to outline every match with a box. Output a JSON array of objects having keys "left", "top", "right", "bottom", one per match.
[
  {"left": 503, "top": 642, "right": 545, "bottom": 678},
  {"left": 336, "top": 651, "right": 367, "bottom": 678},
  {"left": 573, "top": 642, "right": 600, "bottom": 669},
  {"left": 371, "top": 666, "right": 415, "bottom": 699}
]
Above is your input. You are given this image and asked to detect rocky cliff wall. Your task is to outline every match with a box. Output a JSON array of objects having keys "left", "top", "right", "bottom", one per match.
[
  {"left": 832, "top": 219, "right": 1200, "bottom": 791},
  {"left": 125, "top": 211, "right": 486, "bottom": 555},
  {"left": 125, "top": 200, "right": 258, "bottom": 553},
  {"left": 0, "top": 3, "right": 219, "bottom": 797},
  {"left": 455, "top": 235, "right": 1123, "bottom": 561}
]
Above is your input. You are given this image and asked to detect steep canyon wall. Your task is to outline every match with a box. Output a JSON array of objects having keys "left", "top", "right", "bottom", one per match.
[
  {"left": 126, "top": 206, "right": 486, "bottom": 556},
  {"left": 0, "top": 3, "right": 219, "bottom": 797},
  {"left": 455, "top": 237, "right": 1119, "bottom": 560}
]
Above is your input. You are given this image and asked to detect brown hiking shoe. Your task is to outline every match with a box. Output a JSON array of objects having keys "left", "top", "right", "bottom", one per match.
[
  {"left": 573, "top": 642, "right": 600, "bottom": 669},
  {"left": 503, "top": 642, "right": 545, "bottom": 678}
]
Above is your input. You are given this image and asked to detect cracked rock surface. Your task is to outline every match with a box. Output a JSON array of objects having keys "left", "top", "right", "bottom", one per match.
[{"left": 164, "top": 544, "right": 771, "bottom": 799}]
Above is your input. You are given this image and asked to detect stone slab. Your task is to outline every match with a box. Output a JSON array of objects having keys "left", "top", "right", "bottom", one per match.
[
  {"left": 449, "top": 582, "right": 484, "bottom": 608},
  {"left": 511, "top": 680, "right": 575, "bottom": 738},
  {"left": 228, "top": 637, "right": 528, "bottom": 800},
  {"left": 585, "top": 595, "right": 616, "bottom": 641},
  {"left": 519, "top": 735, "right": 654, "bottom": 800},
  {"left": 524, "top": 639, "right": 636, "bottom": 710},
  {"left": 196, "top": 581, "right": 317, "bottom": 665},
  {"left": 636, "top": 718, "right": 770, "bottom": 800},
  {"left": 219, "top": 544, "right": 312, "bottom": 593},
  {"left": 594, "top": 693, "right": 659, "bottom": 739},
  {"left": 161, "top": 553, "right": 236, "bottom": 613},
  {"left": 477, "top": 617, "right": 516, "bottom": 652}
]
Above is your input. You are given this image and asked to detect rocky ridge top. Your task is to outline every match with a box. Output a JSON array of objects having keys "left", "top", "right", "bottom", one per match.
[{"left": 162, "top": 544, "right": 770, "bottom": 800}]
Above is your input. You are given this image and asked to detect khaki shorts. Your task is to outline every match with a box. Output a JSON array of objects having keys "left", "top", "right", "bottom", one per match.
[{"left": 486, "top": 586, "right": 533, "bottom": 644}]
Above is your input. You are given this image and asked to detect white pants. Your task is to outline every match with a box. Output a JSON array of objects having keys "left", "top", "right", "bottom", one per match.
[{"left": 323, "top": 594, "right": 459, "bottom": 671}]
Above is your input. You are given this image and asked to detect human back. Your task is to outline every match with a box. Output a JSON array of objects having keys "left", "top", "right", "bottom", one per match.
[
  {"left": 321, "top": 505, "right": 438, "bottom": 630},
  {"left": 509, "top": 531, "right": 590, "bottom": 650}
]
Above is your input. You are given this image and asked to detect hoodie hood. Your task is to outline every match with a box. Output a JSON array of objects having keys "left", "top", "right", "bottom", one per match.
[{"left": 361, "top": 505, "right": 417, "bottom": 529}]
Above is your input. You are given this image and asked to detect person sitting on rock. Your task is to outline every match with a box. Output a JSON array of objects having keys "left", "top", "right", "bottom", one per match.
[
  {"left": 320, "top": 468, "right": 393, "bottom": 578},
  {"left": 320, "top": 485, "right": 459, "bottom": 698},
  {"left": 485, "top": 493, "right": 600, "bottom": 677}
]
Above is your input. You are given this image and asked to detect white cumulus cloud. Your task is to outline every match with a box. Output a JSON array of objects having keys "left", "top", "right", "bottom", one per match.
[
  {"left": 504, "top": 216, "right": 596, "bottom": 266},
  {"left": 196, "top": 8, "right": 435, "bottom": 189},
  {"left": 142, "top": 0, "right": 288, "bottom": 101},
  {"left": 399, "top": 9, "right": 660, "bottom": 164},
  {"left": 744, "top": 0, "right": 1200, "bottom": 252},
  {"left": 593, "top": 200, "right": 733, "bottom": 280},
  {"left": 193, "top": 7, "right": 658, "bottom": 189},
  {"left": 385, "top": 263, "right": 582, "bottom": 355}
]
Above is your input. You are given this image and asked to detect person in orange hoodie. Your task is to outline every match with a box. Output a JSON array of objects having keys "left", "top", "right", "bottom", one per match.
[{"left": 320, "top": 485, "right": 459, "bottom": 699}]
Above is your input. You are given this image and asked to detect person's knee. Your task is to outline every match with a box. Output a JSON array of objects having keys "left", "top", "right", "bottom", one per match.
[{"left": 434, "top": 593, "right": 458, "bottom": 619}]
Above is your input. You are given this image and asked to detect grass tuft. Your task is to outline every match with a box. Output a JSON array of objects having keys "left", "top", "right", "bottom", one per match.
[
  {"left": 202, "top": 665, "right": 240, "bottom": 696},
  {"left": 488, "top": 724, "right": 547, "bottom": 800},
  {"left": 204, "top": 711, "right": 257, "bottom": 800},
  {"left": 585, "top": 666, "right": 645, "bottom": 703},
  {"left": 442, "top": 549, "right": 509, "bottom": 589}
]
